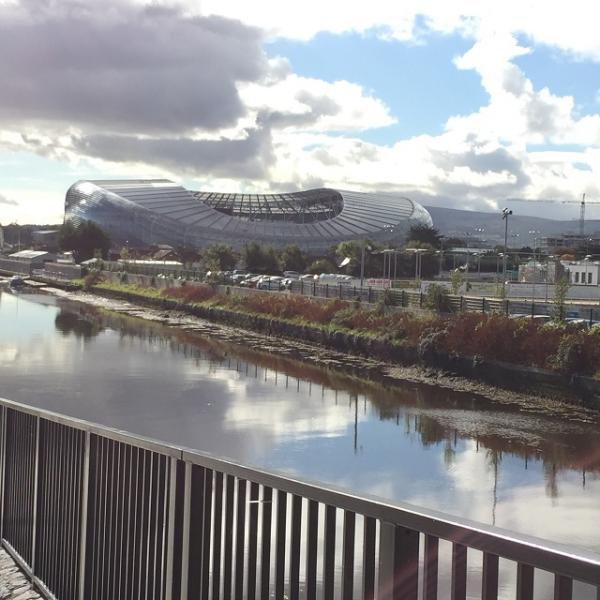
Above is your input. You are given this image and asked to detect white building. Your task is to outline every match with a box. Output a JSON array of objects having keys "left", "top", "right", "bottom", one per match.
[{"left": 563, "top": 259, "right": 600, "bottom": 286}]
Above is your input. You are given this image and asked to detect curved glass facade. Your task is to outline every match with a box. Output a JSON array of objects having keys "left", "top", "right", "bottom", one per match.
[{"left": 65, "top": 179, "right": 433, "bottom": 251}]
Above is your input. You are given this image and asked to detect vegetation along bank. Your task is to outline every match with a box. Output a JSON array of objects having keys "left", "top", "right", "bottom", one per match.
[{"left": 70, "top": 273, "right": 600, "bottom": 409}]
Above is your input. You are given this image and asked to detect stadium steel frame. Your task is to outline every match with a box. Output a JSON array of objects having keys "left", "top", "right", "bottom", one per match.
[{"left": 65, "top": 179, "right": 433, "bottom": 251}]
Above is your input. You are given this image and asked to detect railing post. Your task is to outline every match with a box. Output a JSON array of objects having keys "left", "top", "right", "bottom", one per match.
[
  {"left": 164, "top": 456, "right": 178, "bottom": 600},
  {"left": 378, "top": 521, "right": 395, "bottom": 599},
  {"left": 179, "top": 462, "right": 191, "bottom": 600},
  {"left": 0, "top": 406, "right": 6, "bottom": 540},
  {"left": 30, "top": 416, "right": 40, "bottom": 581},
  {"left": 78, "top": 431, "right": 90, "bottom": 600}
]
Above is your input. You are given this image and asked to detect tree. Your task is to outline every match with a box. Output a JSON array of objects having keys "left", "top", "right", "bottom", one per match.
[
  {"left": 175, "top": 245, "right": 201, "bottom": 265},
  {"left": 553, "top": 275, "right": 570, "bottom": 320},
  {"left": 243, "top": 241, "right": 280, "bottom": 273},
  {"left": 57, "top": 220, "right": 78, "bottom": 253},
  {"left": 306, "top": 258, "right": 337, "bottom": 274},
  {"left": 408, "top": 225, "right": 443, "bottom": 248},
  {"left": 202, "top": 244, "right": 237, "bottom": 271},
  {"left": 58, "top": 219, "right": 110, "bottom": 262},
  {"left": 335, "top": 241, "right": 363, "bottom": 276},
  {"left": 279, "top": 245, "right": 307, "bottom": 272},
  {"left": 450, "top": 268, "right": 463, "bottom": 295}
]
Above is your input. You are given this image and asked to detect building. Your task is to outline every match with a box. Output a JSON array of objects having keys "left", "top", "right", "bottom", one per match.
[
  {"left": 562, "top": 259, "right": 600, "bottom": 286},
  {"left": 0, "top": 250, "right": 52, "bottom": 275},
  {"left": 65, "top": 179, "right": 433, "bottom": 252},
  {"left": 540, "top": 233, "right": 600, "bottom": 253}
]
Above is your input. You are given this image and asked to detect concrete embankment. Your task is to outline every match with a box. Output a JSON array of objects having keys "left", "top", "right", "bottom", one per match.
[{"left": 64, "top": 281, "right": 600, "bottom": 411}]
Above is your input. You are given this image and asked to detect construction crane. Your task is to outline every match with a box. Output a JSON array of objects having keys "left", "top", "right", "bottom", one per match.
[{"left": 507, "top": 193, "right": 600, "bottom": 236}]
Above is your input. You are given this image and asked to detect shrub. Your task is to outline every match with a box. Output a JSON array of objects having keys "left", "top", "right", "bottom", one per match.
[
  {"left": 424, "top": 284, "right": 451, "bottom": 312},
  {"left": 83, "top": 271, "right": 104, "bottom": 290},
  {"left": 162, "top": 284, "right": 216, "bottom": 303}
]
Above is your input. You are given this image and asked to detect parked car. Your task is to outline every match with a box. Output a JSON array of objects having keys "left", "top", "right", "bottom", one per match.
[
  {"left": 240, "top": 275, "right": 262, "bottom": 288},
  {"left": 283, "top": 270, "right": 300, "bottom": 280},
  {"left": 257, "top": 276, "right": 284, "bottom": 291},
  {"left": 231, "top": 273, "right": 249, "bottom": 284}
]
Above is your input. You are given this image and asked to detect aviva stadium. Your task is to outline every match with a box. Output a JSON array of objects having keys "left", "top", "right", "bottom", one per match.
[{"left": 65, "top": 179, "right": 432, "bottom": 251}]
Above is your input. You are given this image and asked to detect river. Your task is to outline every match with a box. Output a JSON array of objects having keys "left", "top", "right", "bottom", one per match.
[{"left": 1, "top": 285, "right": 599, "bottom": 596}]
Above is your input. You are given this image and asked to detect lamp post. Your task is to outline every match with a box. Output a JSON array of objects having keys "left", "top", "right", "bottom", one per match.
[
  {"left": 545, "top": 255, "right": 556, "bottom": 307},
  {"left": 496, "top": 253, "right": 504, "bottom": 296},
  {"left": 438, "top": 236, "right": 445, "bottom": 278},
  {"left": 584, "top": 254, "right": 591, "bottom": 286},
  {"left": 360, "top": 242, "right": 366, "bottom": 287},
  {"left": 502, "top": 208, "right": 513, "bottom": 284},
  {"left": 405, "top": 248, "right": 427, "bottom": 287}
]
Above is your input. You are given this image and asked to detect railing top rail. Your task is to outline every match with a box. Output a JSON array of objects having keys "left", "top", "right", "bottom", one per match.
[{"left": 2, "top": 396, "right": 599, "bottom": 585}]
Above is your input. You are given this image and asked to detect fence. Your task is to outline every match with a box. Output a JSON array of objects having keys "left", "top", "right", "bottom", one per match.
[
  {"left": 0, "top": 397, "right": 599, "bottom": 600},
  {"left": 288, "top": 281, "right": 600, "bottom": 320}
]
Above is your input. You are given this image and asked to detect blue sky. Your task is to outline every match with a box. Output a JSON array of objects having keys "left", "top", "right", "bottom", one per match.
[
  {"left": 268, "top": 31, "right": 488, "bottom": 144},
  {"left": 2, "top": 1, "right": 600, "bottom": 223}
]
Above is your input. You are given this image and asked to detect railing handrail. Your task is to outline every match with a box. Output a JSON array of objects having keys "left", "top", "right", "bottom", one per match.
[{"left": 2, "top": 395, "right": 599, "bottom": 587}]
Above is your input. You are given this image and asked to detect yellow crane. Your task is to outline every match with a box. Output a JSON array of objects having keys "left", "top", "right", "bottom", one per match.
[{"left": 507, "top": 193, "right": 600, "bottom": 236}]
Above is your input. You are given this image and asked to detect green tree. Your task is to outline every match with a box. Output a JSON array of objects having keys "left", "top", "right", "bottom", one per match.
[
  {"left": 306, "top": 258, "right": 337, "bottom": 274},
  {"left": 407, "top": 225, "right": 442, "bottom": 248},
  {"left": 57, "top": 220, "right": 78, "bottom": 253},
  {"left": 279, "top": 245, "right": 307, "bottom": 272},
  {"left": 450, "top": 268, "right": 463, "bottom": 295},
  {"left": 58, "top": 220, "right": 110, "bottom": 261},
  {"left": 202, "top": 244, "right": 237, "bottom": 271},
  {"left": 335, "top": 241, "right": 362, "bottom": 276},
  {"left": 424, "top": 283, "right": 451, "bottom": 312},
  {"left": 243, "top": 241, "right": 280, "bottom": 273},
  {"left": 553, "top": 275, "right": 570, "bottom": 320}
]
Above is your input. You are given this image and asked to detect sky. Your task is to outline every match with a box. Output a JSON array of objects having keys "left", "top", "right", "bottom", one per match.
[{"left": 2, "top": 0, "right": 600, "bottom": 224}]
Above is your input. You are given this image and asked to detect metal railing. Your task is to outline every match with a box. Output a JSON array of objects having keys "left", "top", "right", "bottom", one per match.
[{"left": 1, "top": 396, "right": 599, "bottom": 600}]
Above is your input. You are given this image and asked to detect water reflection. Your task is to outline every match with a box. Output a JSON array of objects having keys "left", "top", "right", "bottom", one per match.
[{"left": 1, "top": 288, "right": 600, "bottom": 558}]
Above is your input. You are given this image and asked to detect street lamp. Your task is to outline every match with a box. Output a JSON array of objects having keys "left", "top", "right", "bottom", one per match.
[
  {"left": 584, "top": 254, "right": 591, "bottom": 286},
  {"left": 405, "top": 248, "right": 427, "bottom": 287},
  {"left": 496, "top": 253, "right": 504, "bottom": 295},
  {"left": 502, "top": 208, "right": 513, "bottom": 282}
]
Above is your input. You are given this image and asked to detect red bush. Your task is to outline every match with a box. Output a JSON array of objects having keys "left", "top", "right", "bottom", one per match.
[{"left": 162, "top": 284, "right": 216, "bottom": 303}]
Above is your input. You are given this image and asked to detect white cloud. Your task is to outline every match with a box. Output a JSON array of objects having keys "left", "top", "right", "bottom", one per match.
[
  {"left": 242, "top": 74, "right": 396, "bottom": 132},
  {"left": 196, "top": 0, "right": 600, "bottom": 64}
]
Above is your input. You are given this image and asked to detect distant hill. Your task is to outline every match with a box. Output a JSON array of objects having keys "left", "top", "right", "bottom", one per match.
[{"left": 425, "top": 206, "right": 600, "bottom": 246}]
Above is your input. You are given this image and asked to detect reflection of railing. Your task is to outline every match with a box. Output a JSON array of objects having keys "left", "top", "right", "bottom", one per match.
[{"left": 1, "top": 397, "right": 599, "bottom": 600}]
